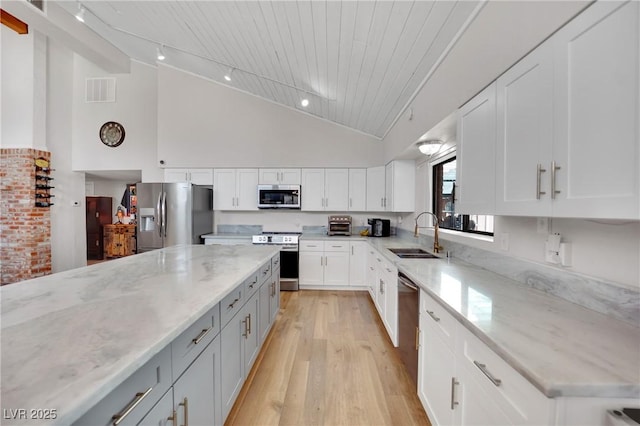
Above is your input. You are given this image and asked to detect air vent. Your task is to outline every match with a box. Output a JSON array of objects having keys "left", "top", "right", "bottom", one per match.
[{"left": 85, "top": 78, "right": 116, "bottom": 103}]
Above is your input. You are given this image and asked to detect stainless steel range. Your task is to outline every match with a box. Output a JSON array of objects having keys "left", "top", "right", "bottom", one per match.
[{"left": 252, "top": 232, "right": 300, "bottom": 291}]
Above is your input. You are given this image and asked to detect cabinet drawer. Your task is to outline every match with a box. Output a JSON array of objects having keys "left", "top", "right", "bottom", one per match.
[
  {"left": 458, "top": 327, "right": 553, "bottom": 425},
  {"left": 73, "top": 346, "right": 171, "bottom": 426},
  {"left": 271, "top": 254, "right": 281, "bottom": 272},
  {"left": 220, "top": 285, "right": 244, "bottom": 328},
  {"left": 171, "top": 303, "right": 221, "bottom": 381},
  {"left": 323, "top": 241, "right": 349, "bottom": 252},
  {"left": 421, "top": 291, "right": 457, "bottom": 350},
  {"left": 244, "top": 272, "right": 260, "bottom": 299},
  {"left": 259, "top": 261, "right": 272, "bottom": 284},
  {"left": 299, "top": 240, "right": 323, "bottom": 251}
]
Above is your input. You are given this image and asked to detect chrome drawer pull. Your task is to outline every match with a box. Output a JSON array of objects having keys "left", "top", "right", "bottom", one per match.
[
  {"left": 112, "top": 387, "right": 153, "bottom": 425},
  {"left": 536, "top": 164, "right": 546, "bottom": 199},
  {"left": 228, "top": 298, "right": 240, "bottom": 309},
  {"left": 450, "top": 377, "right": 459, "bottom": 410},
  {"left": 474, "top": 361, "right": 502, "bottom": 386},
  {"left": 179, "top": 397, "right": 189, "bottom": 426},
  {"left": 192, "top": 327, "right": 212, "bottom": 345},
  {"left": 426, "top": 310, "right": 440, "bottom": 322}
]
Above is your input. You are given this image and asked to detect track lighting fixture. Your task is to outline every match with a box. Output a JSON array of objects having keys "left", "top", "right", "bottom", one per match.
[
  {"left": 224, "top": 68, "right": 234, "bottom": 82},
  {"left": 75, "top": 4, "right": 86, "bottom": 22},
  {"left": 156, "top": 45, "right": 166, "bottom": 61}
]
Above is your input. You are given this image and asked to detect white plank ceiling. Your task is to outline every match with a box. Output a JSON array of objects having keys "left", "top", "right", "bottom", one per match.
[{"left": 59, "top": 1, "right": 482, "bottom": 139}]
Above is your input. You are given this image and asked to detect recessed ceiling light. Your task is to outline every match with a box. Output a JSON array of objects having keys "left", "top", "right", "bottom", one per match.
[
  {"left": 224, "top": 68, "right": 233, "bottom": 81},
  {"left": 301, "top": 99, "right": 309, "bottom": 107},
  {"left": 157, "top": 46, "right": 165, "bottom": 61}
]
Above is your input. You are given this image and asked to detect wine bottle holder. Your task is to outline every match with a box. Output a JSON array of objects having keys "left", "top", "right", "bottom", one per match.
[{"left": 34, "top": 157, "right": 54, "bottom": 208}]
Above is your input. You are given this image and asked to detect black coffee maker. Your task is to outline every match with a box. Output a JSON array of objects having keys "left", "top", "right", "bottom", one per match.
[{"left": 367, "top": 218, "right": 390, "bottom": 237}]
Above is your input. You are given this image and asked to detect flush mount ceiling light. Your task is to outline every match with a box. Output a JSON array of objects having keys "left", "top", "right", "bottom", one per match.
[
  {"left": 156, "top": 45, "right": 166, "bottom": 61},
  {"left": 301, "top": 99, "right": 309, "bottom": 107},
  {"left": 75, "top": 4, "right": 86, "bottom": 22},
  {"left": 417, "top": 139, "right": 443, "bottom": 156},
  {"left": 224, "top": 68, "right": 234, "bottom": 82}
]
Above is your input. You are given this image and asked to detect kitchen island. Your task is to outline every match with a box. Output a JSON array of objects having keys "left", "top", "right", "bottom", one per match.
[{"left": 0, "top": 244, "right": 279, "bottom": 425}]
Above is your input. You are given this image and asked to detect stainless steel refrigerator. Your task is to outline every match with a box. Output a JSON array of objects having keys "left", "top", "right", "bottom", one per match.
[{"left": 136, "top": 182, "right": 213, "bottom": 252}]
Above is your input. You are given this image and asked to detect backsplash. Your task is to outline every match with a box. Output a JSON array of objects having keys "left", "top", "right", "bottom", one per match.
[
  {"left": 398, "top": 228, "right": 640, "bottom": 326},
  {"left": 216, "top": 224, "right": 263, "bottom": 234}
]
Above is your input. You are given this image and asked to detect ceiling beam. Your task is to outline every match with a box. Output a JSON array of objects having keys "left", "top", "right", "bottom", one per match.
[
  {"left": 2, "top": 1, "right": 129, "bottom": 74},
  {"left": 1, "top": 9, "right": 28, "bottom": 34}
]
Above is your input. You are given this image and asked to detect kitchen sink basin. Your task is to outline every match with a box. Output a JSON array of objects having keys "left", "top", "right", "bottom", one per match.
[{"left": 388, "top": 248, "right": 439, "bottom": 259}]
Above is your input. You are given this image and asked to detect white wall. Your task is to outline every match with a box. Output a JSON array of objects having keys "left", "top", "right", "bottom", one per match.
[
  {"left": 157, "top": 65, "right": 383, "bottom": 169},
  {"left": 1, "top": 27, "right": 47, "bottom": 150},
  {"left": 71, "top": 57, "right": 162, "bottom": 182},
  {"left": 47, "top": 39, "right": 87, "bottom": 272}
]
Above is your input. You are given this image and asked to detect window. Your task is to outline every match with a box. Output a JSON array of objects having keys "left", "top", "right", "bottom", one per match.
[{"left": 432, "top": 157, "right": 494, "bottom": 236}]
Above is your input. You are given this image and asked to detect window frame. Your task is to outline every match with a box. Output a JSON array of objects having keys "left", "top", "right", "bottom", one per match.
[{"left": 431, "top": 155, "right": 494, "bottom": 237}]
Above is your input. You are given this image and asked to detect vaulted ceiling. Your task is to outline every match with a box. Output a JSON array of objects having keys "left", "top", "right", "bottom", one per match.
[{"left": 57, "top": 1, "right": 482, "bottom": 139}]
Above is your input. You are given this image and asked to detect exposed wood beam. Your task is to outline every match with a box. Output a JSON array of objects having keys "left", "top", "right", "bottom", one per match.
[{"left": 1, "top": 9, "right": 29, "bottom": 34}]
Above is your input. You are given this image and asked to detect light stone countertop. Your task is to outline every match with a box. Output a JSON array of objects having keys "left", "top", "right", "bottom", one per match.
[
  {"left": 0, "top": 244, "right": 279, "bottom": 425},
  {"left": 365, "top": 236, "right": 640, "bottom": 399}
]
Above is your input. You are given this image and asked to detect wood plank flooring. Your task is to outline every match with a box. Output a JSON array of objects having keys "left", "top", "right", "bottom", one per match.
[{"left": 226, "top": 290, "right": 431, "bottom": 426}]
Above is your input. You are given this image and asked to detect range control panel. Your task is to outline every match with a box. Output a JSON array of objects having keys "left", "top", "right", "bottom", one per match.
[{"left": 252, "top": 234, "right": 299, "bottom": 245}]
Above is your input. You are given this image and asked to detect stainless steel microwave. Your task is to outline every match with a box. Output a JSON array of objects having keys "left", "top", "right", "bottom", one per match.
[{"left": 258, "top": 184, "right": 301, "bottom": 209}]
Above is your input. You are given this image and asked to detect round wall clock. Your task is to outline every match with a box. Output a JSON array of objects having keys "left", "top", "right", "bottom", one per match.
[{"left": 99, "top": 121, "right": 125, "bottom": 147}]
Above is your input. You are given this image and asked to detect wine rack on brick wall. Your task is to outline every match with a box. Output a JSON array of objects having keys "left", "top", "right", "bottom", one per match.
[
  {"left": 0, "top": 149, "right": 53, "bottom": 285},
  {"left": 34, "top": 157, "right": 54, "bottom": 208}
]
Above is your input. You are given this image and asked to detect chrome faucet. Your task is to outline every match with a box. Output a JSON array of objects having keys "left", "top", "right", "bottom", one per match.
[{"left": 414, "top": 211, "right": 443, "bottom": 253}]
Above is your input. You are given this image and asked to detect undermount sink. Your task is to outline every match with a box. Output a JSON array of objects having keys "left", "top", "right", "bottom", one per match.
[{"left": 388, "top": 248, "right": 439, "bottom": 259}]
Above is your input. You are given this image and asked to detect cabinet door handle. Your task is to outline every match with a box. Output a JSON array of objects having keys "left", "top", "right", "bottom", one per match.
[
  {"left": 536, "top": 164, "right": 547, "bottom": 199},
  {"left": 168, "top": 410, "right": 178, "bottom": 426},
  {"left": 473, "top": 361, "right": 502, "bottom": 386},
  {"left": 415, "top": 326, "right": 420, "bottom": 351},
  {"left": 381, "top": 197, "right": 384, "bottom": 208},
  {"left": 450, "top": 377, "right": 459, "bottom": 410},
  {"left": 351, "top": 246, "right": 354, "bottom": 255},
  {"left": 551, "top": 161, "right": 561, "bottom": 199},
  {"left": 242, "top": 316, "right": 249, "bottom": 338},
  {"left": 112, "top": 387, "right": 153, "bottom": 425},
  {"left": 247, "top": 313, "right": 252, "bottom": 334},
  {"left": 192, "top": 327, "right": 212, "bottom": 345},
  {"left": 426, "top": 310, "right": 440, "bottom": 322},
  {"left": 179, "top": 397, "right": 189, "bottom": 426},
  {"left": 379, "top": 279, "right": 384, "bottom": 294}
]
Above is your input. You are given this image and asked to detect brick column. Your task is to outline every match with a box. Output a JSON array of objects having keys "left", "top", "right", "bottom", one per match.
[{"left": 0, "top": 148, "right": 52, "bottom": 285}]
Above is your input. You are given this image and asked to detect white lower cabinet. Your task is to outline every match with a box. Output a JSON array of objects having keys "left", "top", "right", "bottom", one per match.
[
  {"left": 366, "top": 246, "right": 398, "bottom": 346},
  {"left": 365, "top": 248, "right": 377, "bottom": 301},
  {"left": 348, "top": 241, "right": 366, "bottom": 287},
  {"left": 418, "top": 289, "right": 554, "bottom": 426},
  {"left": 299, "top": 240, "right": 349, "bottom": 287}
]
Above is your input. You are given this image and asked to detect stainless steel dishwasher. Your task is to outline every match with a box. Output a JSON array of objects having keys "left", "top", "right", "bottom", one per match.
[{"left": 397, "top": 272, "right": 420, "bottom": 388}]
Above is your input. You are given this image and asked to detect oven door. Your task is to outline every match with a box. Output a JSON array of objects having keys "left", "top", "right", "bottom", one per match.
[
  {"left": 258, "top": 185, "right": 301, "bottom": 209},
  {"left": 279, "top": 246, "right": 299, "bottom": 291}
]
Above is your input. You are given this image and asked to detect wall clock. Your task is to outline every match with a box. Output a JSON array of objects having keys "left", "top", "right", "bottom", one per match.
[{"left": 99, "top": 121, "right": 125, "bottom": 147}]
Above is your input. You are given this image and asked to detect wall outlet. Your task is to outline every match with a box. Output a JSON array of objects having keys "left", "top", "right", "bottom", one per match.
[{"left": 537, "top": 217, "right": 549, "bottom": 234}]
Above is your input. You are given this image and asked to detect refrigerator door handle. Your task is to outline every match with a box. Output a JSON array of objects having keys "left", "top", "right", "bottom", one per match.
[
  {"left": 162, "top": 192, "right": 167, "bottom": 238},
  {"left": 156, "top": 191, "right": 163, "bottom": 238}
]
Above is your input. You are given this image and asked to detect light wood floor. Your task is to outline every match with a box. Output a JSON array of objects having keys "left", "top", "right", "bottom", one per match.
[{"left": 226, "top": 290, "right": 431, "bottom": 426}]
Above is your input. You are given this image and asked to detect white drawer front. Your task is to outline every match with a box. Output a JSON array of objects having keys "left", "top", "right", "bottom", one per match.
[
  {"left": 323, "top": 241, "right": 350, "bottom": 252},
  {"left": 245, "top": 271, "right": 260, "bottom": 298},
  {"left": 458, "top": 327, "right": 553, "bottom": 425},
  {"left": 299, "top": 240, "right": 324, "bottom": 251},
  {"left": 421, "top": 291, "right": 457, "bottom": 350},
  {"left": 271, "top": 254, "right": 281, "bottom": 272},
  {"left": 171, "top": 303, "right": 220, "bottom": 381}
]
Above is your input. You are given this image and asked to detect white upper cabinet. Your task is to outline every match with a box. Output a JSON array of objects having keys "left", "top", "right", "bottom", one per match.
[
  {"left": 385, "top": 160, "right": 416, "bottom": 212},
  {"left": 258, "top": 168, "right": 301, "bottom": 185},
  {"left": 164, "top": 168, "right": 213, "bottom": 186},
  {"left": 213, "top": 169, "right": 258, "bottom": 211},
  {"left": 494, "top": 1, "right": 639, "bottom": 219},
  {"left": 366, "top": 166, "right": 386, "bottom": 211},
  {"left": 551, "top": 0, "right": 639, "bottom": 219},
  {"left": 348, "top": 168, "right": 367, "bottom": 211},
  {"left": 301, "top": 169, "right": 349, "bottom": 211},
  {"left": 458, "top": 82, "right": 498, "bottom": 215},
  {"left": 495, "top": 41, "right": 554, "bottom": 216}
]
